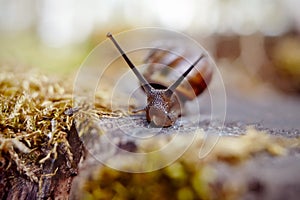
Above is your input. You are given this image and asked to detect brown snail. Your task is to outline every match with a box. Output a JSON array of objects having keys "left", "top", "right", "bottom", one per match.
[{"left": 107, "top": 32, "right": 212, "bottom": 127}]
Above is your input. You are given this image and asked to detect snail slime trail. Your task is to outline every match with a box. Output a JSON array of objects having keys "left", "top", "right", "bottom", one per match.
[{"left": 107, "top": 32, "right": 212, "bottom": 127}]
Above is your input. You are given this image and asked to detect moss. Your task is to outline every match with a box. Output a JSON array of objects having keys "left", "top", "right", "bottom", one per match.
[{"left": 0, "top": 69, "right": 118, "bottom": 197}]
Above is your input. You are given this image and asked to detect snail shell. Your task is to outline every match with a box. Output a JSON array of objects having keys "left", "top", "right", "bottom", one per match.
[{"left": 143, "top": 45, "right": 213, "bottom": 102}]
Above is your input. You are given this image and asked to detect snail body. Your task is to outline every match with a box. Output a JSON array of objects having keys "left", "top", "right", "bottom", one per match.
[{"left": 107, "top": 33, "right": 212, "bottom": 127}]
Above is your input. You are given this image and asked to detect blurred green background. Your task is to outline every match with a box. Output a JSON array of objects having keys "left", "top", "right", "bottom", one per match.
[{"left": 0, "top": 0, "right": 299, "bottom": 80}]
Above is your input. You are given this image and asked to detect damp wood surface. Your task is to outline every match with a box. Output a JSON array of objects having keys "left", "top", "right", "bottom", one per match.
[{"left": 0, "top": 69, "right": 300, "bottom": 200}]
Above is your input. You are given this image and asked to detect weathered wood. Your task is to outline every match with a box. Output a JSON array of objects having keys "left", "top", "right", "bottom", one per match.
[{"left": 0, "top": 124, "right": 83, "bottom": 200}]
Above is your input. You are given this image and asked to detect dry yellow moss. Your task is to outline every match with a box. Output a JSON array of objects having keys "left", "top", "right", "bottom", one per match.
[
  {"left": 0, "top": 70, "right": 118, "bottom": 194},
  {"left": 0, "top": 71, "right": 73, "bottom": 180}
]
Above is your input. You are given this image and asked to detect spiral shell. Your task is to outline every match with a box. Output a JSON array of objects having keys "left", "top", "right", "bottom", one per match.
[{"left": 143, "top": 45, "right": 213, "bottom": 102}]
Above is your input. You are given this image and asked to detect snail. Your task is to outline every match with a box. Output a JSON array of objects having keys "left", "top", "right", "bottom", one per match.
[{"left": 107, "top": 32, "right": 212, "bottom": 127}]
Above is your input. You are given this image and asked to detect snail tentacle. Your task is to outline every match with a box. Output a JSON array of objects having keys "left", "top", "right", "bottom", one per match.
[
  {"left": 165, "top": 54, "right": 205, "bottom": 97},
  {"left": 107, "top": 32, "right": 153, "bottom": 93}
]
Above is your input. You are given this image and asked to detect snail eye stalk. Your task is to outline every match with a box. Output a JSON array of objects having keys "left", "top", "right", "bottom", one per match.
[
  {"left": 107, "top": 32, "right": 153, "bottom": 94},
  {"left": 165, "top": 54, "right": 205, "bottom": 97}
]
